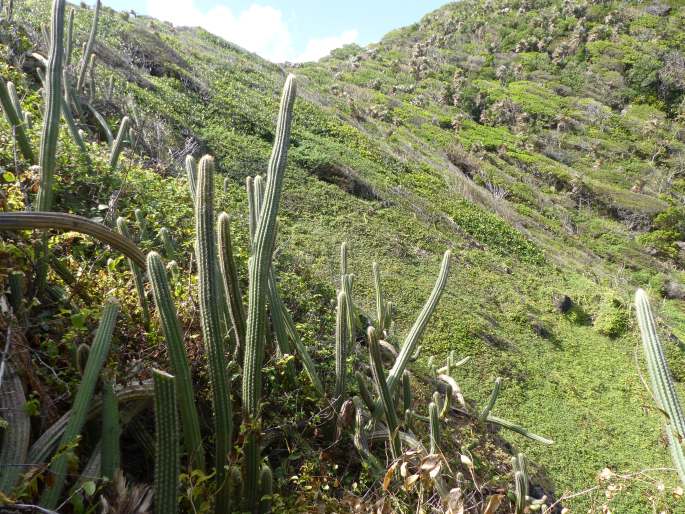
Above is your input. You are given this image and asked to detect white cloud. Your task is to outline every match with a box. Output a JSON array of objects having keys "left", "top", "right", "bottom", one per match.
[
  {"left": 295, "top": 30, "right": 359, "bottom": 63},
  {"left": 145, "top": 0, "right": 357, "bottom": 63}
]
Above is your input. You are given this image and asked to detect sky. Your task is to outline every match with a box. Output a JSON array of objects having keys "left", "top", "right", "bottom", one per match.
[{"left": 90, "top": 0, "right": 448, "bottom": 63}]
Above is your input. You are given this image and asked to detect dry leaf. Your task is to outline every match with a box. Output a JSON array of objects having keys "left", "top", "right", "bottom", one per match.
[
  {"left": 404, "top": 474, "right": 420, "bottom": 492},
  {"left": 383, "top": 461, "right": 398, "bottom": 491}
]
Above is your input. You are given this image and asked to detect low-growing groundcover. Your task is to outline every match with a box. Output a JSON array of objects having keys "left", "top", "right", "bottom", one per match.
[{"left": 1, "top": 0, "right": 685, "bottom": 512}]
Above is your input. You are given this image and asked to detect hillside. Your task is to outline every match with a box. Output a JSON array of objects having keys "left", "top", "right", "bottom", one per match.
[{"left": 1, "top": 0, "right": 685, "bottom": 512}]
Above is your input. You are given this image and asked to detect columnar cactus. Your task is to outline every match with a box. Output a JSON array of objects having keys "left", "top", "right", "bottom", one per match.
[
  {"left": 37, "top": 0, "right": 66, "bottom": 212},
  {"left": 147, "top": 251, "right": 205, "bottom": 470},
  {"left": 101, "top": 379, "right": 120, "bottom": 480},
  {"left": 85, "top": 102, "right": 113, "bottom": 146},
  {"left": 512, "top": 453, "right": 529, "bottom": 514},
  {"left": 109, "top": 116, "right": 131, "bottom": 170},
  {"left": 0, "top": 363, "right": 30, "bottom": 493},
  {"left": 40, "top": 299, "right": 119, "bottom": 508},
  {"left": 23, "top": 112, "right": 32, "bottom": 130},
  {"left": 217, "top": 212, "right": 246, "bottom": 359},
  {"left": 106, "top": 75, "right": 114, "bottom": 101},
  {"left": 88, "top": 53, "right": 97, "bottom": 99},
  {"left": 402, "top": 372, "right": 412, "bottom": 412},
  {"left": 479, "top": 377, "right": 502, "bottom": 422},
  {"left": 635, "top": 288, "right": 685, "bottom": 485},
  {"left": 185, "top": 155, "right": 197, "bottom": 205},
  {"left": 152, "top": 369, "right": 180, "bottom": 514},
  {"left": 8, "top": 270, "right": 25, "bottom": 322},
  {"left": 372, "top": 262, "right": 386, "bottom": 333},
  {"left": 116, "top": 217, "right": 150, "bottom": 328},
  {"left": 158, "top": 227, "right": 176, "bottom": 261},
  {"left": 374, "top": 250, "right": 451, "bottom": 415},
  {"left": 65, "top": 8, "right": 74, "bottom": 66},
  {"left": 334, "top": 290, "right": 349, "bottom": 411},
  {"left": 196, "top": 155, "right": 233, "bottom": 512},
  {"left": 242, "top": 75, "right": 296, "bottom": 510},
  {"left": 429, "top": 401, "right": 440, "bottom": 455},
  {"left": 368, "top": 326, "right": 401, "bottom": 459},
  {"left": 0, "top": 78, "right": 34, "bottom": 162},
  {"left": 7, "top": 82, "right": 23, "bottom": 122},
  {"left": 76, "top": 0, "right": 101, "bottom": 91},
  {"left": 259, "top": 464, "right": 273, "bottom": 514},
  {"left": 61, "top": 71, "right": 91, "bottom": 163}
]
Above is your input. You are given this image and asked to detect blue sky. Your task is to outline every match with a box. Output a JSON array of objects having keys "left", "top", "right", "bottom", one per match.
[{"left": 92, "top": 1, "right": 448, "bottom": 62}]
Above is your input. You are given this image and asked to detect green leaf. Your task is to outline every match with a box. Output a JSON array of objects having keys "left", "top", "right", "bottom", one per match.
[{"left": 82, "top": 480, "right": 96, "bottom": 497}]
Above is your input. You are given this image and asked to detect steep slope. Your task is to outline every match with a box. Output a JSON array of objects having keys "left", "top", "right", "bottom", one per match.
[{"left": 1, "top": 0, "right": 685, "bottom": 511}]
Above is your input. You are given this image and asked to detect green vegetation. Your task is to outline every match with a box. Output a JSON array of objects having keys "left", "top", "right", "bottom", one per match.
[{"left": 1, "top": 0, "right": 685, "bottom": 512}]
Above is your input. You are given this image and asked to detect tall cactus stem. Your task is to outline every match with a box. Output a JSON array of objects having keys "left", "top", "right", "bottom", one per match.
[
  {"left": 259, "top": 464, "right": 273, "bottom": 514},
  {"left": 218, "top": 212, "right": 246, "bottom": 362},
  {"left": 116, "top": 217, "right": 150, "bottom": 329},
  {"left": 37, "top": 0, "right": 65, "bottom": 211},
  {"left": 196, "top": 156, "right": 233, "bottom": 512},
  {"left": 635, "top": 288, "right": 685, "bottom": 484},
  {"left": 512, "top": 453, "right": 529, "bottom": 514},
  {"left": 64, "top": 8, "right": 74, "bottom": 66},
  {"left": 7, "top": 82, "right": 23, "bottom": 122},
  {"left": 0, "top": 78, "right": 34, "bottom": 162},
  {"left": 153, "top": 369, "right": 180, "bottom": 514},
  {"left": 76, "top": 0, "right": 100, "bottom": 91},
  {"left": 372, "top": 262, "right": 385, "bottom": 333},
  {"left": 334, "top": 290, "right": 349, "bottom": 411},
  {"left": 429, "top": 401, "right": 440, "bottom": 455},
  {"left": 479, "top": 377, "right": 502, "bottom": 422},
  {"left": 40, "top": 299, "right": 119, "bottom": 508},
  {"left": 109, "top": 116, "right": 130, "bottom": 171},
  {"left": 158, "top": 227, "right": 176, "bottom": 261},
  {"left": 402, "top": 372, "right": 412, "bottom": 412},
  {"left": 8, "top": 270, "right": 25, "bottom": 323},
  {"left": 242, "top": 75, "right": 296, "bottom": 511},
  {"left": 147, "top": 251, "right": 205, "bottom": 471},
  {"left": 185, "top": 155, "right": 197, "bottom": 205},
  {"left": 368, "top": 326, "right": 401, "bottom": 460}
]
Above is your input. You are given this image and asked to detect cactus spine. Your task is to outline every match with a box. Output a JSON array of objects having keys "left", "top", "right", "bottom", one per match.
[
  {"left": 117, "top": 217, "right": 150, "bottom": 329},
  {"left": 0, "top": 78, "right": 34, "bottom": 162},
  {"left": 147, "top": 251, "right": 205, "bottom": 471},
  {"left": 217, "top": 212, "right": 246, "bottom": 359},
  {"left": 40, "top": 299, "right": 119, "bottom": 508},
  {"left": 152, "top": 369, "right": 180, "bottom": 514},
  {"left": 196, "top": 156, "right": 233, "bottom": 512},
  {"left": 109, "top": 116, "right": 131, "bottom": 170},
  {"left": 635, "top": 288, "right": 685, "bottom": 484},
  {"left": 241, "top": 75, "right": 296, "bottom": 510},
  {"left": 76, "top": 0, "right": 100, "bottom": 92},
  {"left": 368, "top": 326, "right": 401, "bottom": 459},
  {"left": 37, "top": 0, "right": 66, "bottom": 212},
  {"left": 65, "top": 8, "right": 74, "bottom": 66},
  {"left": 101, "top": 379, "right": 120, "bottom": 480}
]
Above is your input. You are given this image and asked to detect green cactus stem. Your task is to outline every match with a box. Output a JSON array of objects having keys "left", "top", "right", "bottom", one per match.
[
  {"left": 429, "top": 401, "right": 440, "bottom": 455},
  {"left": 185, "top": 155, "right": 197, "bottom": 205},
  {"left": 158, "top": 227, "right": 176, "bottom": 261},
  {"left": 334, "top": 290, "right": 349, "bottom": 411},
  {"left": 0, "top": 363, "right": 31, "bottom": 494},
  {"left": 512, "top": 453, "right": 529, "bottom": 514},
  {"left": 109, "top": 116, "right": 131, "bottom": 171},
  {"left": 402, "top": 372, "right": 412, "bottom": 413},
  {"left": 133, "top": 208, "right": 149, "bottom": 242},
  {"left": 7, "top": 81, "right": 23, "bottom": 122},
  {"left": 259, "top": 464, "right": 273, "bottom": 514},
  {"left": 635, "top": 288, "right": 685, "bottom": 485},
  {"left": 85, "top": 101, "right": 113, "bottom": 146},
  {"left": 217, "top": 212, "right": 246, "bottom": 361},
  {"left": 62, "top": 71, "right": 91, "bottom": 164},
  {"left": 368, "top": 326, "right": 401, "bottom": 460},
  {"left": 8, "top": 270, "right": 25, "bottom": 323},
  {"left": 40, "top": 299, "right": 119, "bottom": 508},
  {"left": 372, "top": 262, "right": 386, "bottom": 333},
  {"left": 87, "top": 53, "right": 96, "bottom": 99},
  {"left": 147, "top": 251, "right": 205, "bottom": 471},
  {"left": 352, "top": 397, "right": 383, "bottom": 474},
  {"left": 76, "top": 0, "right": 101, "bottom": 92},
  {"left": 242, "top": 75, "right": 296, "bottom": 511},
  {"left": 196, "top": 156, "right": 233, "bottom": 512},
  {"left": 101, "top": 379, "right": 120, "bottom": 480},
  {"left": 0, "top": 212, "right": 146, "bottom": 267},
  {"left": 23, "top": 111, "right": 32, "bottom": 130},
  {"left": 0, "top": 78, "right": 34, "bottom": 162},
  {"left": 355, "top": 371, "right": 375, "bottom": 413},
  {"left": 37, "top": 0, "right": 65, "bottom": 212},
  {"left": 381, "top": 251, "right": 451, "bottom": 408},
  {"left": 439, "top": 383, "right": 452, "bottom": 419},
  {"left": 153, "top": 369, "right": 180, "bottom": 514},
  {"left": 64, "top": 8, "right": 74, "bottom": 66},
  {"left": 479, "top": 377, "right": 502, "bottom": 422},
  {"left": 486, "top": 415, "right": 553, "bottom": 445},
  {"left": 117, "top": 217, "right": 150, "bottom": 329},
  {"left": 75, "top": 343, "right": 89, "bottom": 376},
  {"left": 106, "top": 75, "right": 114, "bottom": 101}
]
